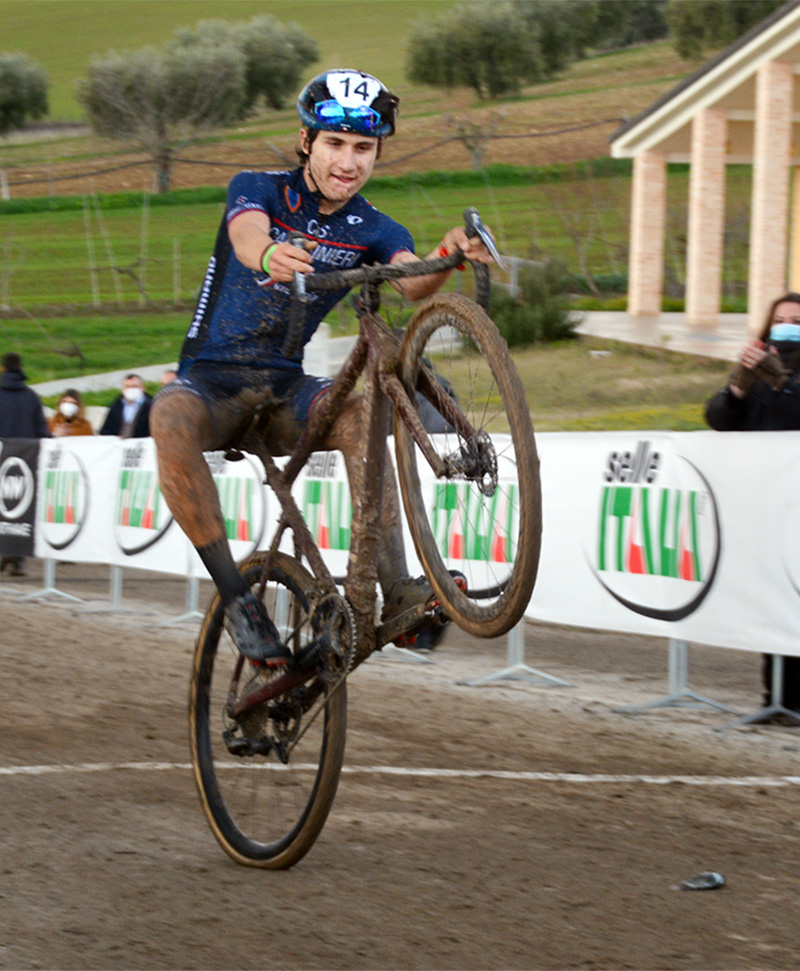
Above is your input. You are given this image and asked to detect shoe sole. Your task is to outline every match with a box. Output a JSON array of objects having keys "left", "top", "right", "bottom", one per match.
[{"left": 393, "top": 574, "right": 468, "bottom": 647}]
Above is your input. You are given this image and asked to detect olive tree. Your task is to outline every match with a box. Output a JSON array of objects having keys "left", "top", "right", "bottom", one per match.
[
  {"left": 666, "top": 0, "right": 785, "bottom": 60},
  {"left": 407, "top": 0, "right": 669, "bottom": 99},
  {"left": 0, "top": 53, "right": 48, "bottom": 136},
  {"left": 173, "top": 15, "right": 318, "bottom": 110},
  {"left": 79, "top": 42, "right": 247, "bottom": 192},
  {"left": 406, "top": 2, "right": 547, "bottom": 99}
]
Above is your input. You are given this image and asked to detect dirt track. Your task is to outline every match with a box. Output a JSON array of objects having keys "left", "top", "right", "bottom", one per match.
[{"left": 2, "top": 560, "right": 800, "bottom": 970}]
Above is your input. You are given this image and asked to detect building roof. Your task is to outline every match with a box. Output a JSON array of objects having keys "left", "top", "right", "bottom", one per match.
[{"left": 610, "top": 0, "right": 800, "bottom": 162}]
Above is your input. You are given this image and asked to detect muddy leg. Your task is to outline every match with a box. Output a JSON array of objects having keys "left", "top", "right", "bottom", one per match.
[{"left": 150, "top": 391, "right": 248, "bottom": 604}]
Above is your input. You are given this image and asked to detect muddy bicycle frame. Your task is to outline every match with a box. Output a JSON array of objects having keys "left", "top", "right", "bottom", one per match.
[{"left": 235, "top": 240, "right": 489, "bottom": 679}]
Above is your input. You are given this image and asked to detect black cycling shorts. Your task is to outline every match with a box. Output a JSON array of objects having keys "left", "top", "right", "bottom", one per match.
[{"left": 155, "top": 361, "right": 332, "bottom": 450}]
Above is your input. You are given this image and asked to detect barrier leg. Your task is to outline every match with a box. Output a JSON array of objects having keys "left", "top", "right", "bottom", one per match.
[
  {"left": 110, "top": 564, "right": 123, "bottom": 607},
  {"left": 80, "top": 565, "right": 141, "bottom": 615},
  {"left": 17, "top": 558, "right": 83, "bottom": 604},
  {"left": 380, "top": 644, "right": 435, "bottom": 664},
  {"left": 716, "top": 654, "right": 800, "bottom": 729},
  {"left": 615, "top": 639, "right": 739, "bottom": 715},
  {"left": 157, "top": 575, "right": 205, "bottom": 626},
  {"left": 458, "top": 621, "right": 570, "bottom": 688}
]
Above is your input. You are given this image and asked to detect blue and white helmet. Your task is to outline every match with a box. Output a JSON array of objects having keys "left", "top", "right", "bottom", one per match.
[{"left": 297, "top": 69, "right": 399, "bottom": 138}]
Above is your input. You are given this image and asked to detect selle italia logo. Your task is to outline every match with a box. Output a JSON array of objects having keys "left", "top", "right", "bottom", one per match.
[
  {"left": 592, "top": 440, "right": 720, "bottom": 620},
  {"left": 115, "top": 443, "right": 173, "bottom": 555},
  {"left": 431, "top": 481, "right": 517, "bottom": 563},
  {"left": 302, "top": 452, "right": 351, "bottom": 550},
  {"left": 118, "top": 469, "right": 162, "bottom": 529},
  {"left": 215, "top": 476, "right": 257, "bottom": 541},
  {"left": 207, "top": 450, "right": 265, "bottom": 556},
  {"left": 40, "top": 446, "right": 89, "bottom": 550}
]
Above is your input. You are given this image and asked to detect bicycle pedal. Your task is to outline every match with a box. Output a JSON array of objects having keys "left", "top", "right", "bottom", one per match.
[
  {"left": 427, "top": 573, "right": 467, "bottom": 610},
  {"left": 246, "top": 654, "right": 291, "bottom": 671}
]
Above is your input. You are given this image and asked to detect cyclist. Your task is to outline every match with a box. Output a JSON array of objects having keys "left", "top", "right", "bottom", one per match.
[{"left": 150, "top": 68, "right": 493, "bottom": 666}]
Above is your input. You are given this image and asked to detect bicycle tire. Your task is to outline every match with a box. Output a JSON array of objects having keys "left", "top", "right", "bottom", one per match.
[
  {"left": 190, "top": 552, "right": 347, "bottom": 869},
  {"left": 394, "top": 293, "right": 542, "bottom": 638}
]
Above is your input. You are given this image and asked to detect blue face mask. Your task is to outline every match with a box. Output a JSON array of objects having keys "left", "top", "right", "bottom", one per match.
[{"left": 769, "top": 323, "right": 800, "bottom": 343}]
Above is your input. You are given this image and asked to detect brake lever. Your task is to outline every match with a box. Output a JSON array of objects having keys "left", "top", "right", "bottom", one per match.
[
  {"left": 463, "top": 207, "right": 506, "bottom": 270},
  {"left": 283, "top": 232, "right": 311, "bottom": 360},
  {"left": 288, "top": 231, "right": 309, "bottom": 300}
]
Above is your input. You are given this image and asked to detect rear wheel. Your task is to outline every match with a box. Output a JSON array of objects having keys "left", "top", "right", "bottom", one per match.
[
  {"left": 394, "top": 293, "right": 541, "bottom": 638},
  {"left": 190, "top": 552, "right": 348, "bottom": 869}
]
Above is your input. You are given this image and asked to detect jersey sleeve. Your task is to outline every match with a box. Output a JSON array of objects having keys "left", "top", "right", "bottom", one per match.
[
  {"left": 226, "top": 171, "right": 281, "bottom": 225},
  {"left": 370, "top": 214, "right": 415, "bottom": 264}
]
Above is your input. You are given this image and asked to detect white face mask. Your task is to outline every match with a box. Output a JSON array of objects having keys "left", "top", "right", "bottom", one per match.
[
  {"left": 59, "top": 401, "right": 79, "bottom": 418},
  {"left": 122, "top": 387, "right": 143, "bottom": 403}
]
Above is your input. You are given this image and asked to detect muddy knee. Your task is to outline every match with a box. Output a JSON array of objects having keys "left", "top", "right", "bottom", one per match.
[
  {"left": 151, "top": 390, "right": 212, "bottom": 451},
  {"left": 151, "top": 391, "right": 224, "bottom": 546}
]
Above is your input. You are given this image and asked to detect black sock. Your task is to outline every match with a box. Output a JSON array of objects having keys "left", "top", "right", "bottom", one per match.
[{"left": 195, "top": 537, "right": 248, "bottom": 606}]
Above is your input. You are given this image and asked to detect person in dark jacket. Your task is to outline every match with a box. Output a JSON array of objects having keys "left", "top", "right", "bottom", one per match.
[
  {"left": 706, "top": 292, "right": 800, "bottom": 714},
  {"left": 0, "top": 352, "right": 50, "bottom": 576},
  {"left": 0, "top": 352, "right": 50, "bottom": 439},
  {"left": 99, "top": 373, "right": 152, "bottom": 438}
]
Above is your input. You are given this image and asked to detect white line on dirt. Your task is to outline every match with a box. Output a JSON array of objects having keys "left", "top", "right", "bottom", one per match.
[{"left": 2, "top": 761, "right": 800, "bottom": 786}]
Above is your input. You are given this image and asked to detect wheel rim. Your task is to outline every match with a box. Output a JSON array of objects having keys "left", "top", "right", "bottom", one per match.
[
  {"left": 191, "top": 555, "right": 347, "bottom": 867},
  {"left": 395, "top": 296, "right": 541, "bottom": 637}
]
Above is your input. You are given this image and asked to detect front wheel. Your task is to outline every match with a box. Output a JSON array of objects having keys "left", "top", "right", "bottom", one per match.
[
  {"left": 394, "top": 293, "right": 542, "bottom": 638},
  {"left": 189, "top": 552, "right": 348, "bottom": 869}
]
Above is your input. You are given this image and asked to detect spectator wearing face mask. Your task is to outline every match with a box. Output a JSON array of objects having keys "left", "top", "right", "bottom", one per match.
[
  {"left": 48, "top": 389, "right": 94, "bottom": 437},
  {"left": 706, "top": 291, "right": 800, "bottom": 716},
  {"left": 99, "top": 373, "right": 152, "bottom": 439}
]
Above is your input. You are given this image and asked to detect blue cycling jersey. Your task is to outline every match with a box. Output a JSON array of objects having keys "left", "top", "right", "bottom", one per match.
[{"left": 179, "top": 167, "right": 414, "bottom": 371}]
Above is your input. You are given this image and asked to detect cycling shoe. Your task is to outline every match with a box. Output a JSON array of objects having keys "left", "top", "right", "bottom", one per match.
[
  {"left": 381, "top": 571, "right": 467, "bottom": 645},
  {"left": 225, "top": 590, "right": 291, "bottom": 667}
]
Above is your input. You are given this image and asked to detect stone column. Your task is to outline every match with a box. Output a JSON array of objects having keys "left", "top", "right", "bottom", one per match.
[
  {"left": 628, "top": 150, "right": 666, "bottom": 316},
  {"left": 686, "top": 108, "right": 727, "bottom": 328},
  {"left": 748, "top": 59, "right": 793, "bottom": 333},
  {"left": 789, "top": 167, "right": 800, "bottom": 291}
]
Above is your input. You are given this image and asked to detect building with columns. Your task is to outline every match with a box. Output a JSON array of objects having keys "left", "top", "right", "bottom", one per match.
[{"left": 610, "top": 0, "right": 800, "bottom": 335}]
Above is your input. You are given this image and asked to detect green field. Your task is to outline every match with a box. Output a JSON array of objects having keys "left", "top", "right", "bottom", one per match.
[
  {"left": 0, "top": 161, "right": 754, "bottom": 315},
  {"left": 2, "top": 0, "right": 459, "bottom": 120},
  {"left": 1, "top": 168, "right": 632, "bottom": 310}
]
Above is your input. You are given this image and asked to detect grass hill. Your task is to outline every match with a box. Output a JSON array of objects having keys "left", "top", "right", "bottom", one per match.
[
  {"left": 1, "top": 1, "right": 699, "bottom": 194},
  {"left": 2, "top": 0, "right": 460, "bottom": 121}
]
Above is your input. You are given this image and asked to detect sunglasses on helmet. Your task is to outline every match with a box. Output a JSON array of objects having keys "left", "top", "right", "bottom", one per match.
[{"left": 313, "top": 100, "right": 382, "bottom": 133}]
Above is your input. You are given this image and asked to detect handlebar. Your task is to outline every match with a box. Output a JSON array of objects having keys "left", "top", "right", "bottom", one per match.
[
  {"left": 299, "top": 248, "right": 466, "bottom": 294},
  {"left": 281, "top": 208, "right": 498, "bottom": 359}
]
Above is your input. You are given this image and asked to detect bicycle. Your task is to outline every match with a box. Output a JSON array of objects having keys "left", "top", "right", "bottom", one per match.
[{"left": 189, "top": 209, "right": 542, "bottom": 868}]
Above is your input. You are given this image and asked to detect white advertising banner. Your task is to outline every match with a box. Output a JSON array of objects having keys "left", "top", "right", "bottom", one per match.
[
  {"left": 26, "top": 430, "right": 800, "bottom": 657},
  {"left": 531, "top": 430, "right": 800, "bottom": 657}
]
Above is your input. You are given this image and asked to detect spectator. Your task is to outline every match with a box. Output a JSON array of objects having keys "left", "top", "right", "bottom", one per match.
[
  {"left": 0, "top": 352, "right": 49, "bottom": 439},
  {"left": 160, "top": 369, "right": 178, "bottom": 386},
  {"left": 706, "top": 291, "right": 800, "bottom": 715},
  {"left": 0, "top": 352, "right": 49, "bottom": 576},
  {"left": 99, "top": 373, "right": 152, "bottom": 438},
  {"left": 48, "top": 389, "right": 94, "bottom": 437}
]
